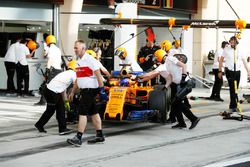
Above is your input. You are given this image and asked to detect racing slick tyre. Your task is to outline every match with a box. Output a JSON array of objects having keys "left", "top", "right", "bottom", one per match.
[
  {"left": 148, "top": 89, "right": 170, "bottom": 123},
  {"left": 153, "top": 85, "right": 165, "bottom": 90}
]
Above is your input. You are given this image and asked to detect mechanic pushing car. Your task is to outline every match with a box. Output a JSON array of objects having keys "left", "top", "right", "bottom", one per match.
[{"left": 140, "top": 40, "right": 200, "bottom": 129}]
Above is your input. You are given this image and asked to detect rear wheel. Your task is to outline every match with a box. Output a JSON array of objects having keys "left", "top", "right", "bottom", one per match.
[{"left": 148, "top": 88, "right": 170, "bottom": 123}]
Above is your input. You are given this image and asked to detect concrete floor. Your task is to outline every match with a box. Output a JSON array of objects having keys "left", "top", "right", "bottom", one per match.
[{"left": 0, "top": 87, "right": 250, "bottom": 167}]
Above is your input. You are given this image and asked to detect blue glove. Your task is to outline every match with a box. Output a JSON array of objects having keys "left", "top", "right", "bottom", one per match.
[{"left": 99, "top": 87, "right": 109, "bottom": 101}]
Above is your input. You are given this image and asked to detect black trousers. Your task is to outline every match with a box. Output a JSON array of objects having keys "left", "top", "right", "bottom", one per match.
[
  {"left": 169, "top": 84, "right": 191, "bottom": 122},
  {"left": 47, "top": 67, "right": 62, "bottom": 83},
  {"left": 211, "top": 68, "right": 223, "bottom": 98},
  {"left": 16, "top": 63, "right": 29, "bottom": 95},
  {"left": 171, "top": 83, "right": 197, "bottom": 125},
  {"left": 225, "top": 68, "right": 240, "bottom": 109},
  {"left": 4, "top": 61, "right": 16, "bottom": 92},
  {"left": 35, "top": 87, "right": 66, "bottom": 132}
]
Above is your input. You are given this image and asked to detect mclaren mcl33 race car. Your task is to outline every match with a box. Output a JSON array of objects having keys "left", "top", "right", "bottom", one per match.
[{"left": 97, "top": 66, "right": 171, "bottom": 123}]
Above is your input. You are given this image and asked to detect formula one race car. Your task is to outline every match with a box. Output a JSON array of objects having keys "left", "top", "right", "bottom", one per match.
[{"left": 97, "top": 64, "right": 171, "bottom": 123}]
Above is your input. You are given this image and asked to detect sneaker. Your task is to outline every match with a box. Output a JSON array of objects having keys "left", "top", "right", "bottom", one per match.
[
  {"left": 214, "top": 97, "right": 224, "bottom": 102},
  {"left": 108, "top": 5, "right": 115, "bottom": 9},
  {"left": 171, "top": 124, "right": 187, "bottom": 129},
  {"left": 166, "top": 119, "right": 176, "bottom": 124},
  {"left": 231, "top": 108, "right": 238, "bottom": 113},
  {"left": 208, "top": 96, "right": 215, "bottom": 100},
  {"left": 67, "top": 121, "right": 77, "bottom": 125},
  {"left": 189, "top": 118, "right": 200, "bottom": 130},
  {"left": 6, "top": 93, "right": 17, "bottom": 97},
  {"left": 34, "top": 124, "right": 47, "bottom": 133},
  {"left": 87, "top": 136, "right": 105, "bottom": 144},
  {"left": 67, "top": 135, "right": 82, "bottom": 147},
  {"left": 34, "top": 101, "right": 46, "bottom": 106},
  {"left": 23, "top": 94, "right": 30, "bottom": 98},
  {"left": 59, "top": 128, "right": 73, "bottom": 135}
]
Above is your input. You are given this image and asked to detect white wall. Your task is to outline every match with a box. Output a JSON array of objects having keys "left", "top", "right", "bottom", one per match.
[
  {"left": 60, "top": 0, "right": 84, "bottom": 56},
  {"left": 0, "top": 2, "right": 52, "bottom": 21},
  {"left": 114, "top": 3, "right": 137, "bottom": 71},
  {"left": 194, "top": 0, "right": 250, "bottom": 87}
]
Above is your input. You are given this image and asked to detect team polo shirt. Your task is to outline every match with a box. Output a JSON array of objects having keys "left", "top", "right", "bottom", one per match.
[
  {"left": 47, "top": 44, "right": 62, "bottom": 70},
  {"left": 96, "top": 60, "right": 104, "bottom": 69},
  {"left": 168, "top": 49, "right": 178, "bottom": 57},
  {"left": 175, "top": 47, "right": 184, "bottom": 54},
  {"left": 155, "top": 64, "right": 169, "bottom": 79},
  {"left": 213, "top": 48, "right": 223, "bottom": 69},
  {"left": 164, "top": 56, "right": 182, "bottom": 84},
  {"left": 4, "top": 42, "right": 19, "bottom": 63},
  {"left": 96, "top": 61, "right": 106, "bottom": 81},
  {"left": 76, "top": 53, "right": 100, "bottom": 89},
  {"left": 222, "top": 45, "right": 246, "bottom": 71},
  {"left": 15, "top": 44, "right": 30, "bottom": 66},
  {"left": 47, "top": 70, "right": 76, "bottom": 93}
]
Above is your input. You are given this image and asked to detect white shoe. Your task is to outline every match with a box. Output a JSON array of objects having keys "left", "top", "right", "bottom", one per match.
[
  {"left": 6, "top": 93, "right": 17, "bottom": 97},
  {"left": 108, "top": 5, "right": 115, "bottom": 9}
]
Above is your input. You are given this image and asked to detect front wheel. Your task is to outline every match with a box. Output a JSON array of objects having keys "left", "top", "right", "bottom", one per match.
[{"left": 148, "top": 88, "right": 170, "bottom": 123}]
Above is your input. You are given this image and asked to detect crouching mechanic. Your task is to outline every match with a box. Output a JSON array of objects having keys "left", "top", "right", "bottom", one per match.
[
  {"left": 34, "top": 60, "right": 77, "bottom": 135},
  {"left": 140, "top": 48, "right": 200, "bottom": 129},
  {"left": 67, "top": 40, "right": 108, "bottom": 147}
]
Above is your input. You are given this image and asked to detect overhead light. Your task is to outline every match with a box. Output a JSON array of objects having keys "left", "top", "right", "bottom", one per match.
[{"left": 26, "top": 26, "right": 43, "bottom": 32}]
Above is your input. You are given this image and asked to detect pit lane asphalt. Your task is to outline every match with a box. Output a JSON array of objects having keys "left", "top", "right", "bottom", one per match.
[{"left": 0, "top": 88, "right": 250, "bottom": 167}]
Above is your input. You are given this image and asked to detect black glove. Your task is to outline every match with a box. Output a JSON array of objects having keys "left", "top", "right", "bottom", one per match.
[
  {"left": 44, "top": 68, "right": 50, "bottom": 82},
  {"left": 180, "top": 73, "right": 187, "bottom": 87},
  {"left": 133, "top": 75, "right": 142, "bottom": 83},
  {"left": 45, "top": 68, "right": 50, "bottom": 77},
  {"left": 162, "top": 86, "right": 167, "bottom": 91}
]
